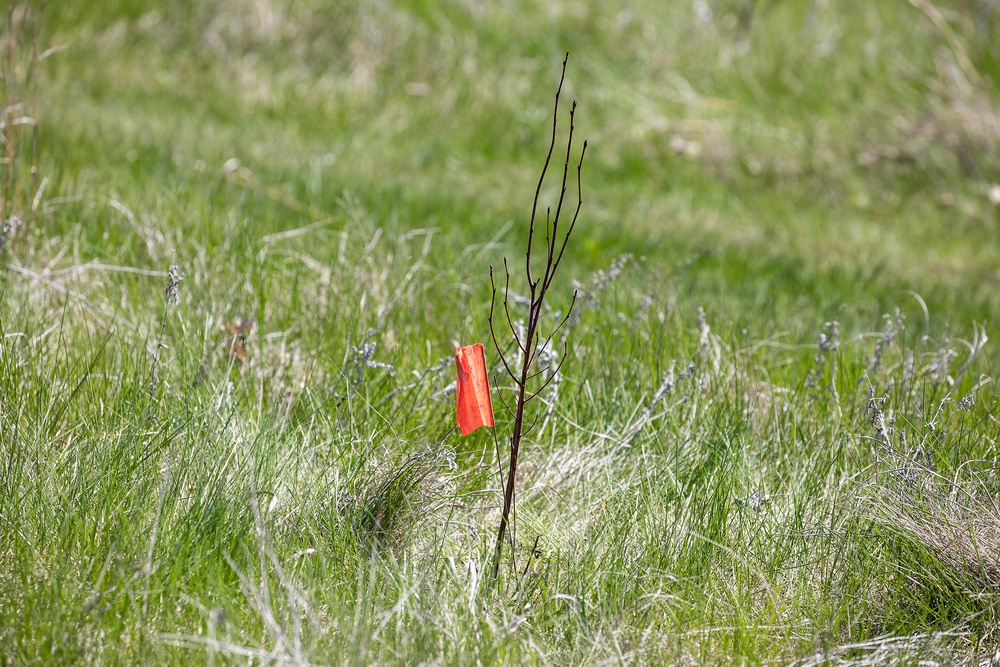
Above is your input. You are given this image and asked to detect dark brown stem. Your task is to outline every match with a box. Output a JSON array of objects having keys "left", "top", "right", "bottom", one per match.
[{"left": 490, "top": 52, "right": 585, "bottom": 581}]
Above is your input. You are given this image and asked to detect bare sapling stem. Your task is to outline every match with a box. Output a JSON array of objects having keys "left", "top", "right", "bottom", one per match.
[{"left": 489, "top": 52, "right": 587, "bottom": 581}]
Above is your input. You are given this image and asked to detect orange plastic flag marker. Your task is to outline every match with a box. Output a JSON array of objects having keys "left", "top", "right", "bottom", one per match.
[{"left": 456, "top": 343, "right": 495, "bottom": 436}]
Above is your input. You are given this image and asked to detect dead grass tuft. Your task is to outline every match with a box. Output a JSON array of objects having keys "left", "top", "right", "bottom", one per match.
[{"left": 867, "top": 463, "right": 1000, "bottom": 591}]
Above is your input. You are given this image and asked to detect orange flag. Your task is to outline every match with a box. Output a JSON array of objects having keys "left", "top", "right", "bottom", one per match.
[{"left": 456, "top": 343, "right": 495, "bottom": 436}]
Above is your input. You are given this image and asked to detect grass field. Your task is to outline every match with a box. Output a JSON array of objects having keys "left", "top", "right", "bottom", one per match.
[{"left": 2, "top": 0, "right": 1000, "bottom": 664}]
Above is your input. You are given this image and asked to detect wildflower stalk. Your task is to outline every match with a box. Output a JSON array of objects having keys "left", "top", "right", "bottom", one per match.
[{"left": 149, "top": 261, "right": 183, "bottom": 399}]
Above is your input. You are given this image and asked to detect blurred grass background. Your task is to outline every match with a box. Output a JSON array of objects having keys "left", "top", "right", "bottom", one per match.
[{"left": 36, "top": 0, "right": 1000, "bottom": 332}]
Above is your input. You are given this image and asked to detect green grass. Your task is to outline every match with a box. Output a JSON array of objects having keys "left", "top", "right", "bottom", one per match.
[{"left": 2, "top": 0, "right": 999, "bottom": 664}]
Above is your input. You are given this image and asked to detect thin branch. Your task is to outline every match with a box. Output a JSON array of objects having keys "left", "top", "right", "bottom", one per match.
[
  {"left": 494, "top": 380, "right": 515, "bottom": 419},
  {"left": 526, "top": 351, "right": 570, "bottom": 403},
  {"left": 544, "top": 99, "right": 577, "bottom": 283},
  {"left": 526, "top": 366, "right": 549, "bottom": 382},
  {"left": 488, "top": 265, "right": 520, "bottom": 384},
  {"left": 502, "top": 258, "right": 525, "bottom": 352},
  {"left": 529, "top": 290, "right": 578, "bottom": 367},
  {"left": 492, "top": 428, "right": 507, "bottom": 500},
  {"left": 520, "top": 412, "right": 541, "bottom": 437},
  {"left": 548, "top": 141, "right": 588, "bottom": 288},
  {"left": 526, "top": 52, "right": 570, "bottom": 286}
]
